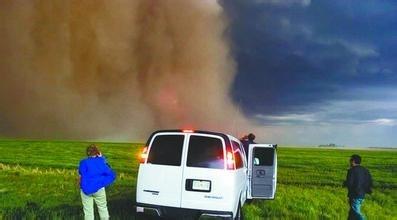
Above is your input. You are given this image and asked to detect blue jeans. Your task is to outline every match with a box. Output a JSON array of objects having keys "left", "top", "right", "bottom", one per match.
[{"left": 348, "top": 197, "right": 365, "bottom": 220}]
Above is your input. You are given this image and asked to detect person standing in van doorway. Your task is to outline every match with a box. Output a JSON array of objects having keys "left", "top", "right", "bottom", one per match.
[
  {"left": 240, "top": 133, "right": 256, "bottom": 160},
  {"left": 343, "top": 154, "right": 373, "bottom": 220},
  {"left": 79, "top": 144, "right": 116, "bottom": 220}
]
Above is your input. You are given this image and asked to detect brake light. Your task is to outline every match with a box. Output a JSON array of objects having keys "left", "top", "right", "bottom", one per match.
[
  {"left": 140, "top": 147, "right": 148, "bottom": 163},
  {"left": 182, "top": 129, "right": 194, "bottom": 133},
  {"left": 226, "top": 151, "right": 235, "bottom": 170}
]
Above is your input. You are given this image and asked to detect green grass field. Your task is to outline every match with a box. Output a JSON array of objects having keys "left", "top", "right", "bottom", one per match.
[{"left": 0, "top": 140, "right": 396, "bottom": 219}]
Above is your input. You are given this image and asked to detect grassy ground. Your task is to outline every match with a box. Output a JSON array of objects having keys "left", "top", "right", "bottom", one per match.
[{"left": 0, "top": 140, "right": 396, "bottom": 219}]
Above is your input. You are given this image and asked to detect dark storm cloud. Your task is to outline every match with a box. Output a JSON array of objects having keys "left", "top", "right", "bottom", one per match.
[{"left": 222, "top": 0, "right": 397, "bottom": 116}]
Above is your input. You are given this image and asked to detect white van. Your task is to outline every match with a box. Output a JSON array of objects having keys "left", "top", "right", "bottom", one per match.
[{"left": 135, "top": 130, "right": 277, "bottom": 219}]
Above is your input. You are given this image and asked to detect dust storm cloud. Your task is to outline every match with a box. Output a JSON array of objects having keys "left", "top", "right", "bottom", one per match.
[{"left": 0, "top": 0, "right": 255, "bottom": 140}]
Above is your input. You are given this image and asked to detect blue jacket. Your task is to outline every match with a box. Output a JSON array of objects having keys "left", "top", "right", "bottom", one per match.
[{"left": 79, "top": 156, "right": 116, "bottom": 195}]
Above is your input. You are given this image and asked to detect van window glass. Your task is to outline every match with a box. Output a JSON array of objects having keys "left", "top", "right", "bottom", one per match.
[
  {"left": 231, "top": 141, "right": 239, "bottom": 151},
  {"left": 187, "top": 136, "right": 224, "bottom": 169},
  {"left": 147, "top": 135, "right": 184, "bottom": 166},
  {"left": 253, "top": 148, "right": 274, "bottom": 166},
  {"left": 232, "top": 141, "right": 244, "bottom": 169}
]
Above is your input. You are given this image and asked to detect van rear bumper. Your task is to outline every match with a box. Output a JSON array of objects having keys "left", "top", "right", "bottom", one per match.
[{"left": 135, "top": 202, "right": 233, "bottom": 219}]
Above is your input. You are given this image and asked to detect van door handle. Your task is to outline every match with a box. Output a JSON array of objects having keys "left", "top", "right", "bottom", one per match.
[
  {"left": 256, "top": 169, "right": 266, "bottom": 176},
  {"left": 143, "top": 190, "right": 159, "bottom": 195}
]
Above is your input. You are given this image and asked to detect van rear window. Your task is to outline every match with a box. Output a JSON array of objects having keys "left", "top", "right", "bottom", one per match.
[
  {"left": 187, "top": 136, "right": 224, "bottom": 169},
  {"left": 147, "top": 135, "right": 184, "bottom": 166}
]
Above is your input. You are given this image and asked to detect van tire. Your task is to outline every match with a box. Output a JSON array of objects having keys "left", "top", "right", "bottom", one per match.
[{"left": 234, "top": 201, "right": 244, "bottom": 220}]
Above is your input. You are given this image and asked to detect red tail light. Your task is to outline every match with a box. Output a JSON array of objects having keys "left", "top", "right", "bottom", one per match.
[
  {"left": 140, "top": 147, "right": 148, "bottom": 163},
  {"left": 226, "top": 151, "right": 235, "bottom": 170}
]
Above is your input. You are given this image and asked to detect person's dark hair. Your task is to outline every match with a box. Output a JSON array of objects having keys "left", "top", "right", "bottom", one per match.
[
  {"left": 87, "top": 144, "right": 100, "bottom": 157},
  {"left": 350, "top": 154, "right": 361, "bottom": 164},
  {"left": 248, "top": 133, "right": 255, "bottom": 141}
]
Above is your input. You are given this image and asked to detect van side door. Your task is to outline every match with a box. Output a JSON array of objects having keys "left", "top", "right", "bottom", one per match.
[
  {"left": 231, "top": 140, "right": 247, "bottom": 203},
  {"left": 247, "top": 144, "right": 277, "bottom": 199}
]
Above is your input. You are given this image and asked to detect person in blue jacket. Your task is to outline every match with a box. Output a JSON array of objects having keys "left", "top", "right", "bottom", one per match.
[{"left": 79, "top": 144, "right": 116, "bottom": 220}]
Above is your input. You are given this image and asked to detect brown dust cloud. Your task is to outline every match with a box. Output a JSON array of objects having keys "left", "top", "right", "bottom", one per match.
[{"left": 0, "top": 0, "right": 259, "bottom": 141}]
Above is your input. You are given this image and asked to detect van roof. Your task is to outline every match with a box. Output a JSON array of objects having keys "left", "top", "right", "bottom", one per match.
[{"left": 145, "top": 129, "right": 233, "bottom": 146}]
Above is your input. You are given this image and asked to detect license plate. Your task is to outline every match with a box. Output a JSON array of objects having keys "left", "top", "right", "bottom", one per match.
[{"left": 192, "top": 180, "right": 211, "bottom": 191}]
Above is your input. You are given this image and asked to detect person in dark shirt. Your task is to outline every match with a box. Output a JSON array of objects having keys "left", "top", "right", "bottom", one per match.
[
  {"left": 343, "top": 154, "right": 373, "bottom": 220},
  {"left": 240, "top": 133, "right": 256, "bottom": 160}
]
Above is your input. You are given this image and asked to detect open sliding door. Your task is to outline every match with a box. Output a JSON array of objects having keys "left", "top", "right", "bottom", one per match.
[{"left": 247, "top": 144, "right": 277, "bottom": 199}]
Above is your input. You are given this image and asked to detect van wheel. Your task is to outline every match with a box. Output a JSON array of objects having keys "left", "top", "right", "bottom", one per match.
[{"left": 234, "top": 201, "right": 244, "bottom": 220}]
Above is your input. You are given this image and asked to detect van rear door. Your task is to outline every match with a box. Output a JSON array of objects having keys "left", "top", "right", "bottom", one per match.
[
  {"left": 180, "top": 134, "right": 228, "bottom": 210},
  {"left": 137, "top": 133, "right": 186, "bottom": 207},
  {"left": 247, "top": 144, "right": 277, "bottom": 199}
]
